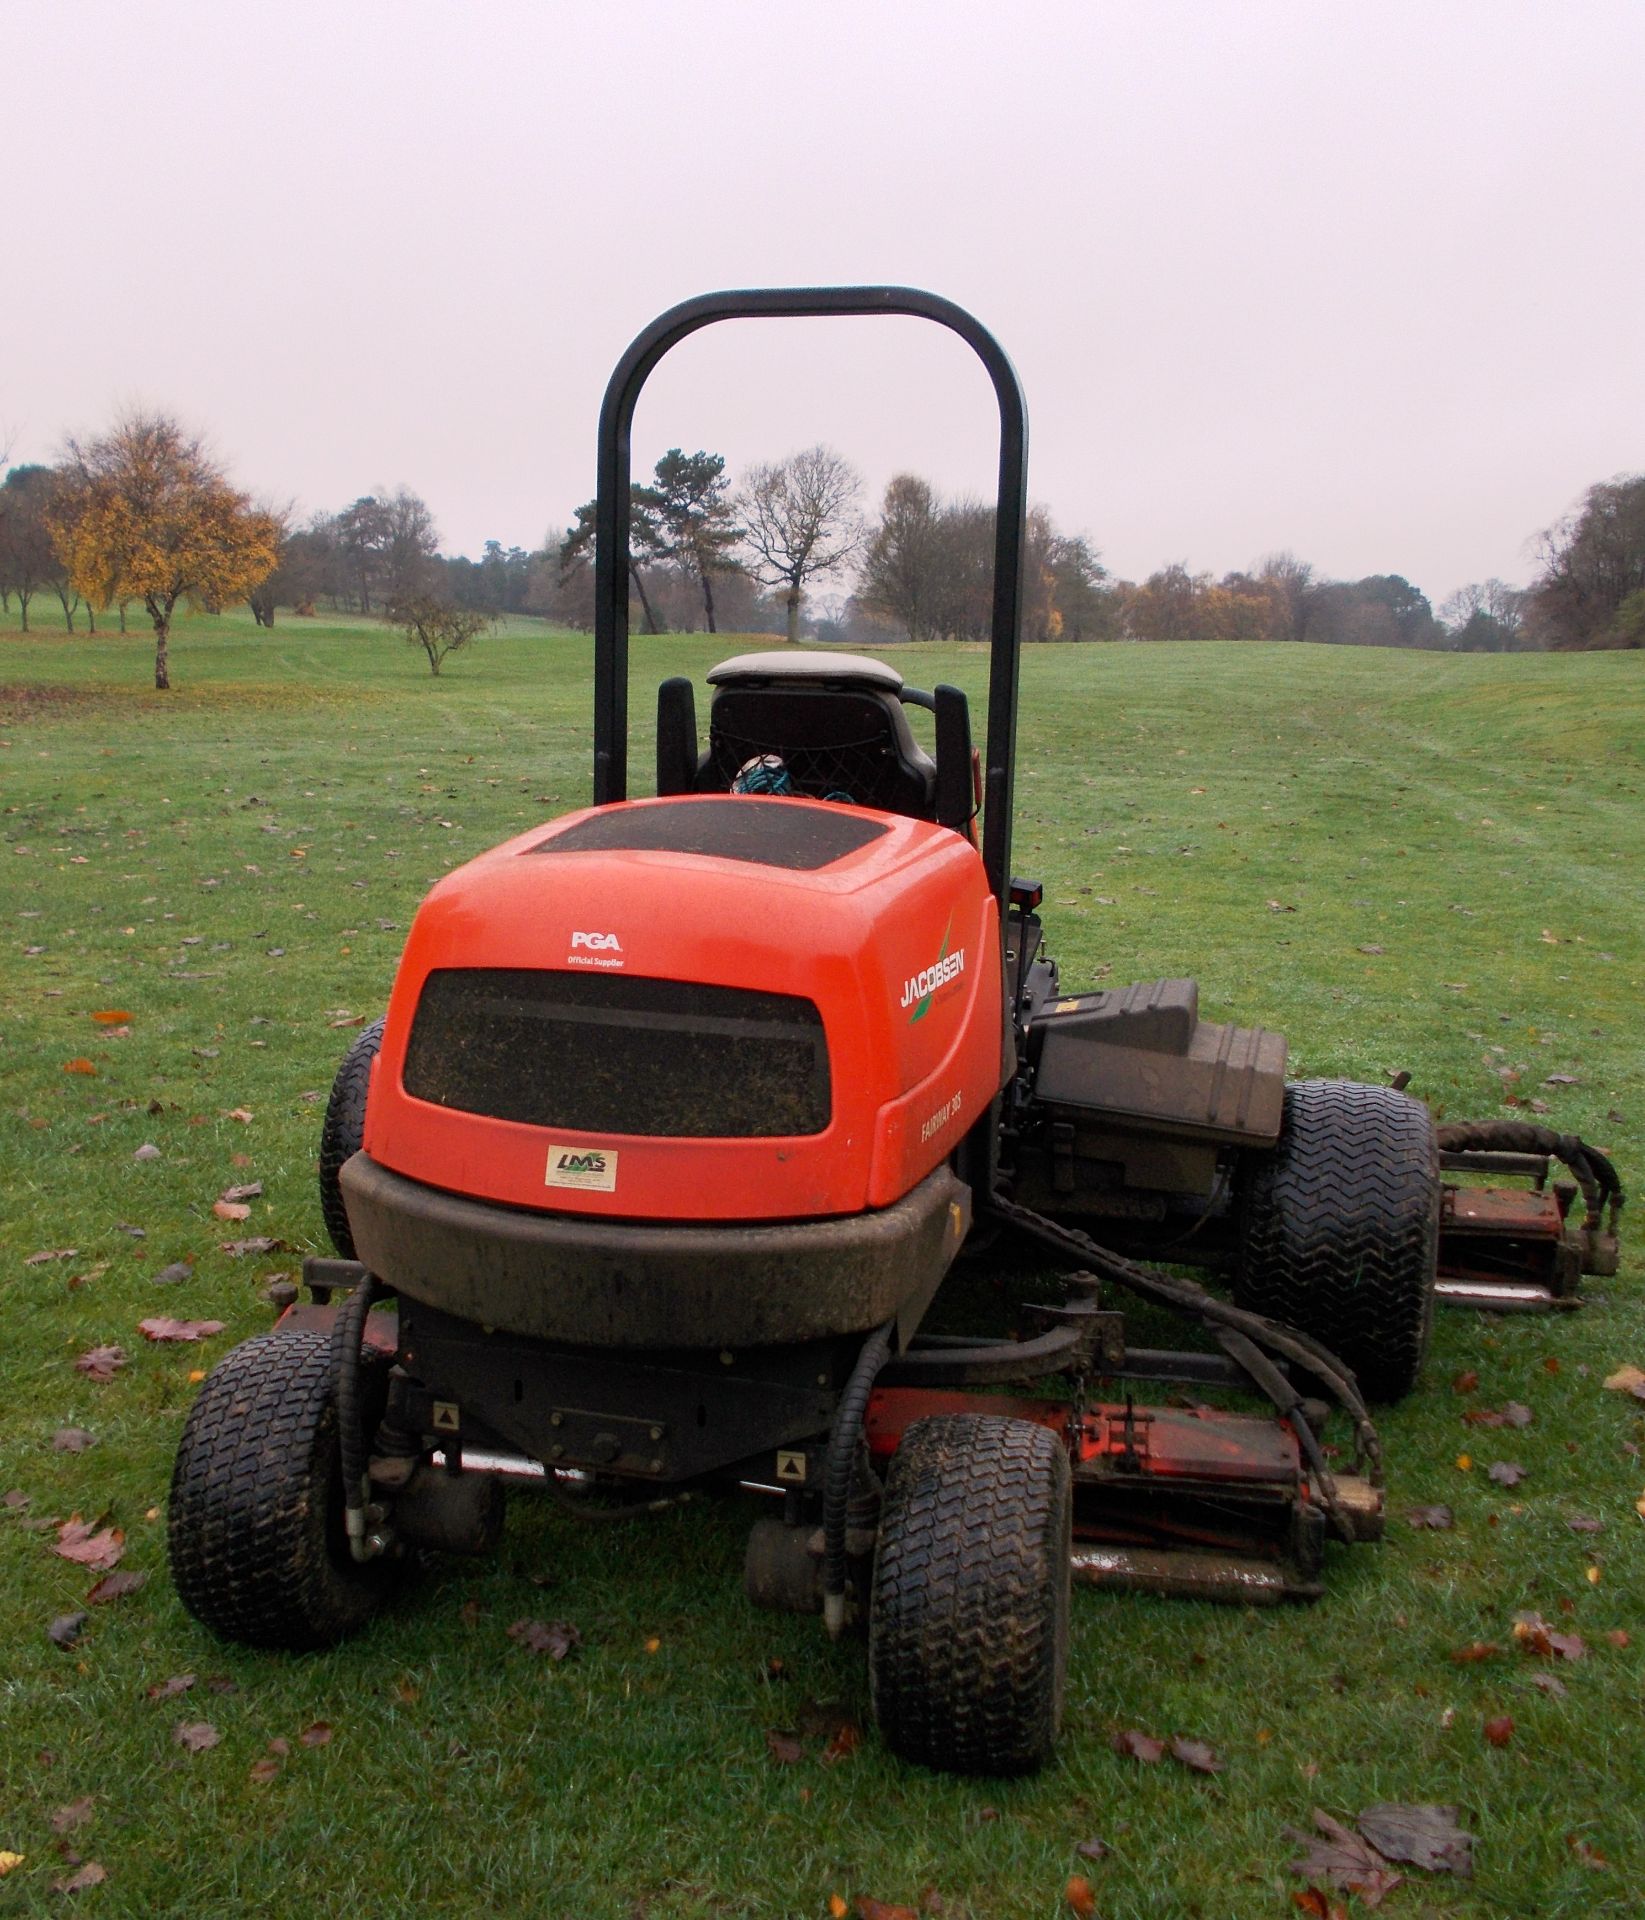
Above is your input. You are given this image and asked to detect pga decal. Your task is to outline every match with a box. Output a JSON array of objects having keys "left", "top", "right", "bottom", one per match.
[
  {"left": 567, "top": 929, "right": 625, "bottom": 970},
  {"left": 544, "top": 1145, "right": 619, "bottom": 1192}
]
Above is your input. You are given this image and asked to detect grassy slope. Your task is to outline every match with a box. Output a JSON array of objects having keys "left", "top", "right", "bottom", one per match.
[{"left": 1, "top": 613, "right": 1642, "bottom": 1918}]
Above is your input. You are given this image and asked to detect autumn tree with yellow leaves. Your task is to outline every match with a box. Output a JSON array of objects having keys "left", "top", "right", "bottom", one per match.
[{"left": 53, "top": 413, "right": 279, "bottom": 689}]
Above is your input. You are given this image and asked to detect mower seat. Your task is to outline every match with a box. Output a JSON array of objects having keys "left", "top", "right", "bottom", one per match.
[{"left": 659, "top": 652, "right": 939, "bottom": 819}]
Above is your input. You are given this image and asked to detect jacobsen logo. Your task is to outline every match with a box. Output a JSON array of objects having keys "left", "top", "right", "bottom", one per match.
[
  {"left": 544, "top": 1145, "right": 619, "bottom": 1192},
  {"left": 567, "top": 929, "right": 625, "bottom": 971},
  {"left": 901, "top": 926, "right": 966, "bottom": 1023},
  {"left": 919, "top": 1091, "right": 962, "bottom": 1143}
]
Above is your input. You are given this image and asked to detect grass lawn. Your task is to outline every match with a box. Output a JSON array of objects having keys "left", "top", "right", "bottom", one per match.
[{"left": 1, "top": 610, "right": 1642, "bottom": 1918}]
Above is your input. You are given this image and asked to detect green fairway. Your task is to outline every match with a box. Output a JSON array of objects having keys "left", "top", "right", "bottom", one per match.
[{"left": 2, "top": 613, "right": 1642, "bottom": 1918}]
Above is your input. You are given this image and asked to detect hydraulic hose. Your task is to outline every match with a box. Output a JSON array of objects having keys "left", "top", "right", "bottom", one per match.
[
  {"left": 331, "top": 1271, "right": 378, "bottom": 1562},
  {"left": 1436, "top": 1120, "right": 1625, "bottom": 1233},
  {"left": 822, "top": 1317, "right": 896, "bottom": 1639}
]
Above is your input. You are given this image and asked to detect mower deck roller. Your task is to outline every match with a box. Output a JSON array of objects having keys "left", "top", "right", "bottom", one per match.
[{"left": 168, "top": 286, "right": 1622, "bottom": 1779}]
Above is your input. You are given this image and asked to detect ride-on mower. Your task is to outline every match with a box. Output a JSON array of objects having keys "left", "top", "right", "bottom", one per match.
[{"left": 168, "top": 289, "right": 1624, "bottom": 1776}]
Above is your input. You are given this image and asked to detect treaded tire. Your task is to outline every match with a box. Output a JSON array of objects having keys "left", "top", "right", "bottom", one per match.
[
  {"left": 1235, "top": 1079, "right": 1438, "bottom": 1403},
  {"left": 168, "top": 1329, "right": 396, "bottom": 1649},
  {"left": 319, "top": 1017, "right": 383, "bottom": 1258},
  {"left": 869, "top": 1413, "right": 1071, "bottom": 1776}
]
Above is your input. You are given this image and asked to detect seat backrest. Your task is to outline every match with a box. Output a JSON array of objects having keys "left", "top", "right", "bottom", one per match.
[{"left": 701, "top": 652, "right": 937, "bottom": 818}]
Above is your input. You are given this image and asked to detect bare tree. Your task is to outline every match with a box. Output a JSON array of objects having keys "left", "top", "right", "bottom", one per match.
[
  {"left": 859, "top": 473, "right": 940, "bottom": 640},
  {"left": 737, "top": 445, "right": 865, "bottom": 645},
  {"left": 388, "top": 594, "right": 493, "bottom": 675},
  {"left": 1256, "top": 552, "right": 1318, "bottom": 641}
]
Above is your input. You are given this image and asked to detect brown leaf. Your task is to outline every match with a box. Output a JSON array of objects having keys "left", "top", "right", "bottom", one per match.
[
  {"left": 62, "top": 1058, "right": 98, "bottom": 1076},
  {"left": 145, "top": 1673, "right": 196, "bottom": 1701},
  {"left": 854, "top": 1901, "right": 918, "bottom": 1920},
  {"left": 1169, "top": 1734, "right": 1225, "bottom": 1774},
  {"left": 1074, "top": 1838, "right": 1110, "bottom": 1862},
  {"left": 1483, "top": 1715, "right": 1514, "bottom": 1748},
  {"left": 266, "top": 1737, "right": 290, "bottom": 1756},
  {"left": 300, "top": 1721, "right": 334, "bottom": 1748},
  {"left": 1111, "top": 1728, "right": 1166, "bottom": 1763},
  {"left": 1286, "top": 1810, "right": 1404, "bottom": 1903},
  {"left": 138, "top": 1317, "right": 225, "bottom": 1343},
  {"left": 1503, "top": 1402, "right": 1533, "bottom": 1428},
  {"left": 50, "top": 1862, "right": 107, "bottom": 1894},
  {"left": 220, "top": 1236, "right": 283, "bottom": 1258},
  {"left": 1450, "top": 1641, "right": 1501, "bottom": 1664},
  {"left": 49, "top": 1797, "right": 96, "bottom": 1834},
  {"left": 219, "top": 1181, "right": 263, "bottom": 1203},
  {"left": 224, "top": 1107, "right": 254, "bottom": 1124},
  {"left": 3, "top": 1487, "right": 29, "bottom": 1510},
  {"left": 53, "top": 1518, "right": 124, "bottom": 1571},
  {"left": 87, "top": 1569, "right": 147, "bottom": 1604},
  {"left": 1529, "top": 1671, "right": 1568, "bottom": 1697},
  {"left": 47, "top": 1612, "right": 88, "bottom": 1648},
  {"left": 762, "top": 1727, "right": 805, "bottom": 1765},
  {"left": 248, "top": 1756, "right": 281, "bottom": 1784},
  {"left": 53, "top": 1428, "right": 97, "bottom": 1453},
  {"left": 1605, "top": 1628, "right": 1630, "bottom": 1648},
  {"left": 1451, "top": 1369, "right": 1479, "bottom": 1394},
  {"left": 150, "top": 1260, "right": 193, "bottom": 1286},
  {"left": 91, "top": 1009, "right": 133, "bottom": 1025},
  {"left": 1404, "top": 1504, "right": 1454, "bottom": 1530},
  {"left": 1567, "top": 1835, "right": 1611, "bottom": 1870},
  {"left": 74, "top": 1345, "right": 126, "bottom": 1381},
  {"left": 132, "top": 1142, "right": 160, "bottom": 1160},
  {"left": 1356, "top": 1802, "right": 1473, "bottom": 1877},
  {"left": 174, "top": 1720, "right": 220, "bottom": 1753},
  {"left": 25, "top": 1247, "right": 79, "bottom": 1266},
  {"left": 212, "top": 1199, "right": 251, "bottom": 1222},
  {"left": 1601, "top": 1364, "right": 1645, "bottom": 1397},
  {"left": 507, "top": 1617, "right": 581, "bottom": 1659},
  {"left": 821, "top": 1720, "right": 862, "bottom": 1765},
  {"left": 1566, "top": 1515, "right": 1605, "bottom": 1533},
  {"left": 1063, "top": 1877, "right": 1097, "bottom": 1919},
  {"left": 1357, "top": 943, "right": 1385, "bottom": 955},
  {"left": 1488, "top": 1461, "right": 1527, "bottom": 1487}
]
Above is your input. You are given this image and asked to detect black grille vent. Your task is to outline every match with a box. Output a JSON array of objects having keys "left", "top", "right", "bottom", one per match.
[{"left": 403, "top": 969, "right": 831, "bottom": 1139}]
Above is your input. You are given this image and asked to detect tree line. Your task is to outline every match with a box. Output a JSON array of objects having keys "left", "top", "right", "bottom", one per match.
[{"left": 3, "top": 407, "right": 1639, "bottom": 694}]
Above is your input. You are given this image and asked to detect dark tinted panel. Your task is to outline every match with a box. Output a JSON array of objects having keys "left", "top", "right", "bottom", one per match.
[{"left": 534, "top": 798, "right": 887, "bottom": 870}]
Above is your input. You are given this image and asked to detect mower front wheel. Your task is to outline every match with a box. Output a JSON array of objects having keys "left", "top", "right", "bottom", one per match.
[
  {"left": 1235, "top": 1079, "right": 1439, "bottom": 1402},
  {"left": 869, "top": 1413, "right": 1071, "bottom": 1776},
  {"left": 168, "top": 1329, "right": 398, "bottom": 1649}
]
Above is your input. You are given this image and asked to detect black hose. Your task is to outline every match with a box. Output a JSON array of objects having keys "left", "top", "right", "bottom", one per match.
[
  {"left": 821, "top": 1317, "right": 895, "bottom": 1635},
  {"left": 331, "top": 1271, "right": 377, "bottom": 1557},
  {"left": 1437, "top": 1120, "right": 1625, "bottom": 1231}
]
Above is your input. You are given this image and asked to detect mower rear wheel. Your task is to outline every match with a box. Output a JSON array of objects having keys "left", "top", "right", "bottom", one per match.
[
  {"left": 869, "top": 1413, "right": 1070, "bottom": 1776},
  {"left": 319, "top": 1016, "right": 383, "bottom": 1258},
  {"left": 1235, "top": 1079, "right": 1438, "bottom": 1402},
  {"left": 168, "top": 1329, "right": 397, "bottom": 1649}
]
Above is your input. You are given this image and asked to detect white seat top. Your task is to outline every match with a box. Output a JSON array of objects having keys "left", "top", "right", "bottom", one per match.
[{"left": 706, "top": 650, "right": 904, "bottom": 691}]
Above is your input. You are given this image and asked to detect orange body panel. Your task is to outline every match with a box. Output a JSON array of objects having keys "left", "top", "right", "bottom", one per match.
[{"left": 364, "top": 796, "right": 1004, "bottom": 1223}]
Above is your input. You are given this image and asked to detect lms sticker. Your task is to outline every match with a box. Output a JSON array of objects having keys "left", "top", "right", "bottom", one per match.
[{"left": 545, "top": 1145, "right": 619, "bottom": 1192}]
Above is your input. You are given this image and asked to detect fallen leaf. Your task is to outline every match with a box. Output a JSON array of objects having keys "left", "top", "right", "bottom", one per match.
[
  {"left": 220, "top": 1237, "right": 282, "bottom": 1258},
  {"left": 298, "top": 1721, "right": 334, "bottom": 1748},
  {"left": 1451, "top": 1369, "right": 1479, "bottom": 1394},
  {"left": 1111, "top": 1728, "right": 1166, "bottom": 1763},
  {"left": 145, "top": 1674, "right": 196, "bottom": 1701},
  {"left": 1484, "top": 1715, "right": 1514, "bottom": 1748},
  {"left": 266, "top": 1736, "right": 289, "bottom": 1755},
  {"left": 1357, "top": 1802, "right": 1474, "bottom": 1877},
  {"left": 764, "top": 1728, "right": 805, "bottom": 1765},
  {"left": 53, "top": 1518, "right": 124, "bottom": 1571},
  {"left": 1266, "top": 899, "right": 1296, "bottom": 913},
  {"left": 1456, "top": 1454, "right": 1472, "bottom": 1472},
  {"left": 1451, "top": 1641, "right": 1501, "bottom": 1664},
  {"left": 507, "top": 1618, "right": 580, "bottom": 1660},
  {"left": 1503, "top": 1402, "right": 1534, "bottom": 1428},
  {"left": 1074, "top": 1838, "right": 1110, "bottom": 1861},
  {"left": 1064, "top": 1877, "right": 1097, "bottom": 1918},
  {"left": 1606, "top": 1628, "right": 1630, "bottom": 1648},
  {"left": 212, "top": 1199, "right": 251, "bottom": 1222},
  {"left": 62, "top": 1058, "right": 98, "bottom": 1076},
  {"left": 132, "top": 1142, "right": 160, "bottom": 1160},
  {"left": 1488, "top": 1461, "right": 1528, "bottom": 1487},
  {"left": 0, "top": 1853, "right": 25, "bottom": 1877},
  {"left": 1529, "top": 1671, "right": 1568, "bottom": 1697},
  {"left": 50, "top": 1862, "right": 107, "bottom": 1894},
  {"left": 53, "top": 1428, "right": 96, "bottom": 1453},
  {"left": 86, "top": 1568, "right": 147, "bottom": 1604},
  {"left": 829, "top": 1900, "right": 849, "bottom": 1920},
  {"left": 1291, "top": 1894, "right": 1348, "bottom": 1920},
  {"left": 1566, "top": 1515, "right": 1604, "bottom": 1533},
  {"left": 1602, "top": 1364, "right": 1645, "bottom": 1398},
  {"left": 219, "top": 1182, "right": 263, "bottom": 1203},
  {"left": 49, "top": 1797, "right": 95, "bottom": 1834},
  {"left": 1286, "top": 1809, "right": 1405, "bottom": 1904},
  {"left": 66, "top": 1263, "right": 108, "bottom": 1291},
  {"left": 174, "top": 1721, "right": 220, "bottom": 1753},
  {"left": 139, "top": 1317, "right": 225, "bottom": 1343},
  {"left": 248, "top": 1756, "right": 281, "bottom": 1784},
  {"left": 150, "top": 1260, "right": 193, "bottom": 1286},
  {"left": 822, "top": 1720, "right": 862, "bottom": 1764},
  {"left": 1567, "top": 1835, "right": 1611, "bottom": 1870},
  {"left": 1169, "top": 1734, "right": 1225, "bottom": 1774},
  {"left": 1405, "top": 1504, "right": 1454, "bottom": 1530},
  {"left": 854, "top": 1902, "right": 918, "bottom": 1920},
  {"left": 1357, "top": 943, "right": 1385, "bottom": 956},
  {"left": 75, "top": 1344, "right": 126, "bottom": 1382},
  {"left": 1544, "top": 1073, "right": 1579, "bottom": 1086},
  {"left": 25, "top": 1248, "right": 79, "bottom": 1266},
  {"left": 47, "top": 1612, "right": 88, "bottom": 1648},
  {"left": 3, "top": 1488, "right": 29, "bottom": 1511},
  {"left": 224, "top": 1107, "right": 254, "bottom": 1124}
]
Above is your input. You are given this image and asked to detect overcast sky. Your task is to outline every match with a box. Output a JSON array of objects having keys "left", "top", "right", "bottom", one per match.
[{"left": 6, "top": 1, "right": 1642, "bottom": 609}]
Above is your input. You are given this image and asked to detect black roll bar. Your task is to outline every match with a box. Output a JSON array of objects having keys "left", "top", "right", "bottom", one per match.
[{"left": 592, "top": 286, "right": 1029, "bottom": 913}]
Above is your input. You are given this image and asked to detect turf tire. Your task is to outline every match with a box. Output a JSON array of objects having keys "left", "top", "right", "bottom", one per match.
[
  {"left": 869, "top": 1413, "right": 1071, "bottom": 1776},
  {"left": 1234, "top": 1078, "right": 1438, "bottom": 1402},
  {"left": 319, "top": 1016, "right": 383, "bottom": 1258},
  {"left": 168, "top": 1329, "right": 396, "bottom": 1649}
]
